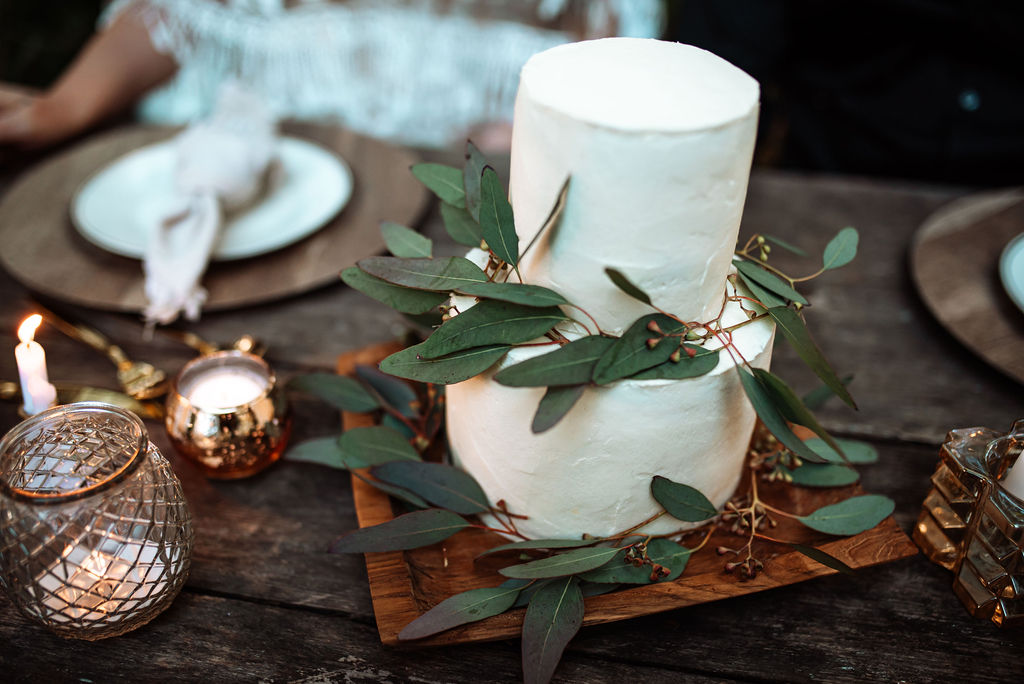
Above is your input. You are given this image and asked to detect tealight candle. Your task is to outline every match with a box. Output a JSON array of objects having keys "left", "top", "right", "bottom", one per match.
[
  {"left": 183, "top": 367, "right": 268, "bottom": 410},
  {"left": 15, "top": 315, "right": 57, "bottom": 415}
]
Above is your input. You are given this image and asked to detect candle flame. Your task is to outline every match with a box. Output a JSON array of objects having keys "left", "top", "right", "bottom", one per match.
[{"left": 18, "top": 314, "right": 42, "bottom": 344}]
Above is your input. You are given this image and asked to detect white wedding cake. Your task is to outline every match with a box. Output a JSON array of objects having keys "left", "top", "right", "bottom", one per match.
[{"left": 447, "top": 38, "right": 774, "bottom": 539}]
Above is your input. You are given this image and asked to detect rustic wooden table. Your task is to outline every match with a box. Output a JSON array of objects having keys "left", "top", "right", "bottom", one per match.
[{"left": 0, "top": 143, "right": 1022, "bottom": 682}]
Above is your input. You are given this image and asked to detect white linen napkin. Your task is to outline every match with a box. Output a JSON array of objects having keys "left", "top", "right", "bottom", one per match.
[{"left": 143, "top": 82, "right": 277, "bottom": 325}]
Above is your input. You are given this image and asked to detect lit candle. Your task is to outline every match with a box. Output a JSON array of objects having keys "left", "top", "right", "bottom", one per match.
[
  {"left": 184, "top": 367, "right": 268, "bottom": 410},
  {"left": 15, "top": 315, "right": 57, "bottom": 415},
  {"left": 1001, "top": 459, "right": 1024, "bottom": 501}
]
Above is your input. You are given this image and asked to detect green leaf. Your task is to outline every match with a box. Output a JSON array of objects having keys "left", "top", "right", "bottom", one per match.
[
  {"left": 804, "top": 438, "right": 879, "bottom": 464},
  {"left": 463, "top": 140, "right": 487, "bottom": 221},
  {"left": 531, "top": 385, "right": 585, "bottom": 434},
  {"left": 380, "top": 343, "right": 509, "bottom": 385},
  {"left": 411, "top": 163, "right": 466, "bottom": 208},
  {"left": 736, "top": 270, "right": 787, "bottom": 309},
  {"left": 398, "top": 583, "right": 522, "bottom": 641},
  {"left": 822, "top": 227, "right": 859, "bottom": 271},
  {"left": 285, "top": 436, "right": 343, "bottom": 468},
  {"left": 286, "top": 373, "right": 379, "bottom": 412},
  {"left": 630, "top": 345, "right": 719, "bottom": 380},
  {"left": 479, "top": 166, "right": 519, "bottom": 267},
  {"left": 580, "top": 538, "right": 690, "bottom": 584},
  {"left": 522, "top": 577, "right": 583, "bottom": 684},
  {"left": 372, "top": 461, "right": 489, "bottom": 514},
  {"left": 455, "top": 281, "right": 569, "bottom": 308},
  {"left": 767, "top": 307, "right": 856, "bottom": 410},
  {"left": 330, "top": 509, "right": 469, "bottom": 553},
  {"left": 341, "top": 267, "right": 449, "bottom": 315},
  {"left": 478, "top": 538, "right": 597, "bottom": 559},
  {"left": 736, "top": 368, "right": 828, "bottom": 464},
  {"left": 513, "top": 578, "right": 550, "bottom": 608},
  {"left": 380, "top": 222, "right": 432, "bottom": 258},
  {"left": 495, "top": 336, "right": 615, "bottom": 387},
  {"left": 788, "top": 463, "right": 860, "bottom": 488},
  {"left": 604, "top": 267, "right": 652, "bottom": 306},
  {"left": 797, "top": 494, "right": 895, "bottom": 536},
  {"left": 764, "top": 234, "right": 808, "bottom": 256},
  {"left": 355, "top": 365, "right": 418, "bottom": 417},
  {"left": 650, "top": 476, "right": 717, "bottom": 522},
  {"left": 338, "top": 426, "right": 421, "bottom": 469},
  {"left": 353, "top": 470, "right": 427, "bottom": 508},
  {"left": 592, "top": 314, "right": 688, "bottom": 385},
  {"left": 440, "top": 202, "right": 484, "bottom": 247},
  {"left": 787, "top": 543, "right": 856, "bottom": 575},
  {"left": 358, "top": 256, "right": 487, "bottom": 291},
  {"left": 752, "top": 368, "right": 845, "bottom": 457},
  {"left": 802, "top": 374, "right": 854, "bottom": 410},
  {"left": 733, "top": 259, "right": 808, "bottom": 305},
  {"left": 418, "top": 301, "right": 566, "bottom": 359},
  {"left": 500, "top": 546, "right": 619, "bottom": 579},
  {"left": 579, "top": 581, "right": 620, "bottom": 597},
  {"left": 520, "top": 177, "right": 570, "bottom": 264}
]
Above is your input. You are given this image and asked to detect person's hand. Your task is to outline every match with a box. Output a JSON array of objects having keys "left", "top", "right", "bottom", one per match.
[{"left": 0, "top": 83, "right": 76, "bottom": 149}]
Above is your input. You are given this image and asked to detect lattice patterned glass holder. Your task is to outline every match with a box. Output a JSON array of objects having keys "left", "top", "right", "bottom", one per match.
[
  {"left": 914, "top": 419, "right": 1024, "bottom": 627},
  {"left": 0, "top": 402, "right": 193, "bottom": 640}
]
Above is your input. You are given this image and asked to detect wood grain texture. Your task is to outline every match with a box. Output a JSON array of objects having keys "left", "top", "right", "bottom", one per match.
[
  {"left": 338, "top": 345, "right": 918, "bottom": 647},
  {"left": 0, "top": 123, "right": 428, "bottom": 312},
  {"left": 910, "top": 190, "right": 1024, "bottom": 384}
]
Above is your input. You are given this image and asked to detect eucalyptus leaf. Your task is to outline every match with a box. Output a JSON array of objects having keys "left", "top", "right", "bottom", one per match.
[
  {"left": 787, "top": 543, "right": 856, "bottom": 575},
  {"left": 580, "top": 538, "right": 690, "bottom": 584},
  {"left": 822, "top": 227, "right": 859, "bottom": 271},
  {"left": 380, "top": 343, "right": 509, "bottom": 384},
  {"left": 479, "top": 167, "right": 519, "bottom": 268},
  {"left": 380, "top": 222, "right": 432, "bottom": 258},
  {"left": 342, "top": 267, "right": 449, "bottom": 315},
  {"left": 531, "top": 385, "right": 585, "bottom": 434},
  {"left": 592, "top": 314, "right": 688, "bottom": 385},
  {"left": 802, "top": 374, "right": 854, "bottom": 410},
  {"left": 797, "top": 494, "right": 895, "bottom": 536},
  {"left": 398, "top": 583, "right": 522, "bottom": 641},
  {"left": 788, "top": 463, "right": 860, "bottom": 488},
  {"left": 733, "top": 259, "right": 808, "bottom": 305},
  {"left": 767, "top": 307, "right": 857, "bottom": 409},
  {"left": 495, "top": 336, "right": 615, "bottom": 387},
  {"left": 650, "top": 476, "right": 717, "bottom": 522},
  {"left": 764, "top": 234, "right": 808, "bottom": 256},
  {"left": 463, "top": 140, "right": 487, "bottom": 221},
  {"left": 330, "top": 508, "right": 469, "bottom": 553},
  {"left": 512, "top": 578, "right": 550, "bottom": 609},
  {"left": 737, "top": 368, "right": 828, "bottom": 464},
  {"left": 418, "top": 301, "right": 567, "bottom": 359},
  {"left": 380, "top": 414, "right": 415, "bottom": 440},
  {"left": 338, "top": 426, "right": 421, "bottom": 469},
  {"left": 440, "top": 202, "right": 484, "bottom": 247},
  {"left": 579, "top": 581, "right": 621, "bottom": 597},
  {"left": 804, "top": 438, "right": 879, "bottom": 464},
  {"left": 285, "top": 436, "right": 343, "bottom": 468},
  {"left": 478, "top": 538, "right": 597, "bottom": 558},
  {"left": 455, "top": 281, "right": 569, "bottom": 308},
  {"left": 358, "top": 256, "right": 487, "bottom": 291},
  {"left": 752, "top": 367, "right": 845, "bottom": 457},
  {"left": 355, "top": 365, "right": 418, "bottom": 417},
  {"left": 286, "top": 373, "right": 379, "bottom": 412},
  {"left": 372, "top": 460, "right": 490, "bottom": 514},
  {"left": 520, "top": 177, "right": 570, "bottom": 264},
  {"left": 631, "top": 345, "right": 719, "bottom": 380},
  {"left": 522, "top": 577, "right": 583, "bottom": 684},
  {"left": 604, "top": 267, "right": 652, "bottom": 306},
  {"left": 500, "top": 546, "right": 620, "bottom": 579},
  {"left": 411, "top": 163, "right": 466, "bottom": 208},
  {"left": 736, "top": 270, "right": 787, "bottom": 309},
  {"left": 353, "top": 470, "right": 427, "bottom": 508}
]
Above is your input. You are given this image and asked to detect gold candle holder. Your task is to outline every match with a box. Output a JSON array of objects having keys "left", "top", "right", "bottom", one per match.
[
  {"left": 165, "top": 350, "right": 290, "bottom": 479},
  {"left": 914, "top": 419, "right": 1024, "bottom": 627}
]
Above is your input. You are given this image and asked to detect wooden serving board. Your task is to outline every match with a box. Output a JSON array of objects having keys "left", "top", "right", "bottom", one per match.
[{"left": 338, "top": 342, "right": 919, "bottom": 648}]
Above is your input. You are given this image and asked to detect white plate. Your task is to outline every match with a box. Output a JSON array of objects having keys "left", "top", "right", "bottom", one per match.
[
  {"left": 1000, "top": 232, "right": 1024, "bottom": 313},
  {"left": 71, "top": 136, "right": 353, "bottom": 261}
]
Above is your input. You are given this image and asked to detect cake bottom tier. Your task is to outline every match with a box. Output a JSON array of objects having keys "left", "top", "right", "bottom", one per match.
[{"left": 447, "top": 302, "right": 775, "bottom": 540}]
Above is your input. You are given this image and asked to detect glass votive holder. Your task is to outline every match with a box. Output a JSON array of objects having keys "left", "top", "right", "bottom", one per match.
[
  {"left": 0, "top": 402, "right": 193, "bottom": 640},
  {"left": 165, "top": 350, "right": 290, "bottom": 479}
]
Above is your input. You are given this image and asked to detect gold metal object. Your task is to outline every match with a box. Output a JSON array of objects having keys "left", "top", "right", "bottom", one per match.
[
  {"left": 164, "top": 350, "right": 290, "bottom": 479},
  {"left": 914, "top": 420, "right": 1024, "bottom": 627},
  {"left": 0, "top": 381, "right": 164, "bottom": 420},
  {"left": 0, "top": 402, "right": 193, "bottom": 639}
]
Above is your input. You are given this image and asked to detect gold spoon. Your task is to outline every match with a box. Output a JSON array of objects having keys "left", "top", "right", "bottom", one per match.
[{"left": 0, "top": 381, "right": 164, "bottom": 420}]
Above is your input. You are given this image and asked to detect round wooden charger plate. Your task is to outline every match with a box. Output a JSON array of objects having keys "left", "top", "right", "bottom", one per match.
[
  {"left": 909, "top": 188, "right": 1024, "bottom": 385},
  {"left": 0, "top": 124, "right": 428, "bottom": 312}
]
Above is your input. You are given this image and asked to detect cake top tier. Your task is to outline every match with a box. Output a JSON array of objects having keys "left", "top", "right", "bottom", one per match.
[{"left": 520, "top": 38, "right": 759, "bottom": 133}]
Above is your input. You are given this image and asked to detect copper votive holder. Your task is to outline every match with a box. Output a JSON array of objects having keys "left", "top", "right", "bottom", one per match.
[
  {"left": 165, "top": 351, "right": 291, "bottom": 479},
  {"left": 914, "top": 419, "right": 1024, "bottom": 627}
]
